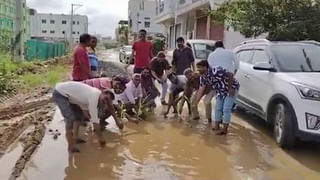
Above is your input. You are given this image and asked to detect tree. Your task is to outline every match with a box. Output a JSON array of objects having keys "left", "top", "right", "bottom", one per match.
[{"left": 209, "top": 0, "right": 320, "bottom": 41}]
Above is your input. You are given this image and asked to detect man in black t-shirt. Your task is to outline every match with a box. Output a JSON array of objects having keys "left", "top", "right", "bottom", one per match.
[
  {"left": 172, "top": 37, "right": 195, "bottom": 75},
  {"left": 150, "top": 51, "right": 171, "bottom": 105}
]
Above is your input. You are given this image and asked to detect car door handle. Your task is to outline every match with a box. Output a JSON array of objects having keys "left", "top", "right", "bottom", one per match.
[{"left": 244, "top": 74, "right": 251, "bottom": 79}]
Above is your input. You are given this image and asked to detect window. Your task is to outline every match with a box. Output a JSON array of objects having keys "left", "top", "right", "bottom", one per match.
[
  {"left": 252, "top": 50, "right": 269, "bottom": 65},
  {"left": 42, "top": 19, "right": 46, "bottom": 24},
  {"left": 50, "top": 30, "right": 55, "bottom": 34},
  {"left": 193, "top": 43, "right": 215, "bottom": 59},
  {"left": 144, "top": 17, "right": 151, "bottom": 20},
  {"left": 72, "top": 31, "right": 75, "bottom": 34},
  {"left": 62, "top": 31, "right": 65, "bottom": 34},
  {"left": 77, "top": 21, "right": 79, "bottom": 25},
  {"left": 237, "top": 50, "right": 254, "bottom": 64},
  {"left": 144, "top": 22, "right": 150, "bottom": 28},
  {"left": 50, "top": 20, "right": 55, "bottom": 24},
  {"left": 62, "top": 20, "right": 67, "bottom": 24},
  {"left": 42, "top": 30, "right": 47, "bottom": 34},
  {"left": 77, "top": 32, "right": 80, "bottom": 34},
  {"left": 73, "top": 21, "right": 75, "bottom": 25}
]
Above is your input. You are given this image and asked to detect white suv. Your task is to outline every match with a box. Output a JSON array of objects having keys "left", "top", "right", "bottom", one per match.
[{"left": 234, "top": 39, "right": 320, "bottom": 148}]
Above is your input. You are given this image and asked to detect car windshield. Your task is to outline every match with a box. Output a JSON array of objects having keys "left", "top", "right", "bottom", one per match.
[
  {"left": 123, "top": 46, "right": 132, "bottom": 52},
  {"left": 193, "top": 43, "right": 215, "bottom": 60},
  {"left": 271, "top": 44, "right": 320, "bottom": 72}
]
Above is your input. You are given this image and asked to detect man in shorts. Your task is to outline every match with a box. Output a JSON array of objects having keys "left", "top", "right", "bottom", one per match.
[{"left": 52, "top": 81, "right": 124, "bottom": 153}]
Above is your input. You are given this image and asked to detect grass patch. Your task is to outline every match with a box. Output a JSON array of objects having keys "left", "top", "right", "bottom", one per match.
[
  {"left": 18, "top": 65, "right": 69, "bottom": 88},
  {"left": 19, "top": 74, "right": 44, "bottom": 87}
]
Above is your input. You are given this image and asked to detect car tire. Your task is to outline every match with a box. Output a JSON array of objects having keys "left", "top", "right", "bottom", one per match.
[{"left": 273, "top": 103, "right": 296, "bottom": 149}]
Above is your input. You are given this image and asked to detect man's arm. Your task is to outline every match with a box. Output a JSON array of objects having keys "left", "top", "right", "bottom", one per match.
[
  {"left": 88, "top": 97, "right": 104, "bottom": 145},
  {"left": 189, "top": 49, "right": 196, "bottom": 71},
  {"left": 195, "top": 85, "right": 206, "bottom": 105},
  {"left": 172, "top": 50, "right": 177, "bottom": 73},
  {"left": 106, "top": 97, "right": 124, "bottom": 130},
  {"left": 150, "top": 43, "right": 154, "bottom": 59}
]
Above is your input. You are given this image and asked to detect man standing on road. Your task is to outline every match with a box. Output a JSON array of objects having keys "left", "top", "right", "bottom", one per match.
[
  {"left": 206, "top": 41, "right": 239, "bottom": 134},
  {"left": 88, "top": 36, "right": 99, "bottom": 78},
  {"left": 150, "top": 51, "right": 171, "bottom": 105},
  {"left": 172, "top": 37, "right": 195, "bottom": 75},
  {"left": 208, "top": 41, "right": 239, "bottom": 75},
  {"left": 72, "top": 33, "right": 92, "bottom": 81},
  {"left": 131, "top": 29, "right": 154, "bottom": 74},
  {"left": 52, "top": 81, "right": 124, "bottom": 153}
]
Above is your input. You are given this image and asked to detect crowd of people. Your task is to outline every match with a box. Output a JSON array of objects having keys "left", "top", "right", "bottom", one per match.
[{"left": 52, "top": 29, "right": 239, "bottom": 153}]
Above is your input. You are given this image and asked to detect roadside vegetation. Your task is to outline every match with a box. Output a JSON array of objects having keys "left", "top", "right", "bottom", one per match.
[
  {"left": 0, "top": 54, "right": 70, "bottom": 95},
  {"left": 210, "top": 0, "right": 320, "bottom": 41}
]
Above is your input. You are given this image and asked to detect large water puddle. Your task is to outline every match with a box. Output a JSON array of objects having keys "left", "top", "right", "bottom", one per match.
[{"left": 3, "top": 105, "right": 319, "bottom": 180}]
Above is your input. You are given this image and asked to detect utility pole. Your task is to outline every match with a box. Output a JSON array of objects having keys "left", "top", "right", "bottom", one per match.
[{"left": 70, "top": 3, "right": 82, "bottom": 47}]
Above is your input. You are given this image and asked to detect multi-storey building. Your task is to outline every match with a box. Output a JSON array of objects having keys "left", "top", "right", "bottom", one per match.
[
  {"left": 128, "top": 0, "right": 165, "bottom": 38},
  {"left": 0, "top": 0, "right": 16, "bottom": 39},
  {"left": 154, "top": 0, "right": 258, "bottom": 49},
  {"left": 0, "top": 0, "right": 31, "bottom": 58},
  {"left": 30, "top": 11, "right": 88, "bottom": 43}
]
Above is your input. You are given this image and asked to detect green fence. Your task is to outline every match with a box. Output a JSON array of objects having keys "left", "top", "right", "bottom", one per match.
[{"left": 26, "top": 39, "right": 67, "bottom": 61}]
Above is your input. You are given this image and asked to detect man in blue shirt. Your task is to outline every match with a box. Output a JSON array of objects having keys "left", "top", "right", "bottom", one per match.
[{"left": 89, "top": 36, "right": 99, "bottom": 78}]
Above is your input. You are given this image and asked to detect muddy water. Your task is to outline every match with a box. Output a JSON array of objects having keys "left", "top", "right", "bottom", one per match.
[{"left": 8, "top": 105, "right": 320, "bottom": 180}]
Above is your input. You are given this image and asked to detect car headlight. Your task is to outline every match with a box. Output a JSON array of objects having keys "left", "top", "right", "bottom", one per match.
[{"left": 292, "top": 82, "right": 320, "bottom": 101}]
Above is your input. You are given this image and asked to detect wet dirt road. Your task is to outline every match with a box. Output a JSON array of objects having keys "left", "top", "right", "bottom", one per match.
[
  {"left": 1, "top": 49, "right": 320, "bottom": 180},
  {"left": 3, "top": 103, "right": 319, "bottom": 180}
]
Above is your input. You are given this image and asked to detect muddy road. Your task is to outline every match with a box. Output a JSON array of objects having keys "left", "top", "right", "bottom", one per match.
[{"left": 0, "top": 50, "right": 320, "bottom": 180}]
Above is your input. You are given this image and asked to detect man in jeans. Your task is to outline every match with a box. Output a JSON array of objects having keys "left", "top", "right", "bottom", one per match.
[
  {"left": 72, "top": 33, "right": 92, "bottom": 81},
  {"left": 150, "top": 51, "right": 171, "bottom": 105},
  {"left": 172, "top": 37, "right": 195, "bottom": 75},
  {"left": 131, "top": 29, "right": 154, "bottom": 73},
  {"left": 195, "top": 60, "right": 239, "bottom": 135},
  {"left": 52, "top": 81, "right": 124, "bottom": 153}
]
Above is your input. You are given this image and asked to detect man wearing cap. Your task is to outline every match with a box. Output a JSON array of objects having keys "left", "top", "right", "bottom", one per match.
[
  {"left": 52, "top": 81, "right": 124, "bottom": 153},
  {"left": 150, "top": 51, "right": 171, "bottom": 105}
]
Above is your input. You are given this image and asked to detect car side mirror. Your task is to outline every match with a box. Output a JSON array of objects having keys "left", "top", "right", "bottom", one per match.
[{"left": 253, "top": 62, "right": 276, "bottom": 72}]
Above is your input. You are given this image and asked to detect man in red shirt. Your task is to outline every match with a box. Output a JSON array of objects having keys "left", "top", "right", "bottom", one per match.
[
  {"left": 72, "top": 33, "right": 92, "bottom": 81},
  {"left": 131, "top": 29, "right": 154, "bottom": 74}
]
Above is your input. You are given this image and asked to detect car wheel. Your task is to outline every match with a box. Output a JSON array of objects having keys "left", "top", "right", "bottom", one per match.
[{"left": 273, "top": 103, "right": 296, "bottom": 149}]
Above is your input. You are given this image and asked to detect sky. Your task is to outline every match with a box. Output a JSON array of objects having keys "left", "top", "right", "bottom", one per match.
[{"left": 26, "top": 0, "right": 129, "bottom": 37}]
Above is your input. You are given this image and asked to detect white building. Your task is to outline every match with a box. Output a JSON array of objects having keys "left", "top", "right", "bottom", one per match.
[
  {"left": 128, "top": 0, "right": 165, "bottom": 38},
  {"left": 154, "top": 0, "right": 261, "bottom": 49},
  {"left": 30, "top": 12, "right": 88, "bottom": 43}
]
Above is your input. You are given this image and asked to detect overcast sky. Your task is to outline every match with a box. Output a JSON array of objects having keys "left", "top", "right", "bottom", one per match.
[{"left": 26, "top": 0, "right": 129, "bottom": 38}]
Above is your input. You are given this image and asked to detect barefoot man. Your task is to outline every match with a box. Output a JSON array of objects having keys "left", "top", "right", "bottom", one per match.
[{"left": 52, "top": 81, "right": 124, "bottom": 153}]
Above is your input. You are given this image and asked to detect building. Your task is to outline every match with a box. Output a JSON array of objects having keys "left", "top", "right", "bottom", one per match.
[
  {"left": 15, "top": 0, "right": 30, "bottom": 58},
  {"left": 128, "top": 0, "right": 165, "bottom": 38},
  {"left": 154, "top": 0, "right": 258, "bottom": 49},
  {"left": 0, "top": 0, "right": 15, "bottom": 35},
  {"left": 30, "top": 11, "right": 88, "bottom": 43},
  {"left": 0, "top": 0, "right": 30, "bottom": 58}
]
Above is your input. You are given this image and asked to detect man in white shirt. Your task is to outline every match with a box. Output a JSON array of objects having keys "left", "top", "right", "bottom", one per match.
[
  {"left": 52, "top": 81, "right": 124, "bottom": 153},
  {"left": 117, "top": 74, "right": 143, "bottom": 115},
  {"left": 208, "top": 41, "right": 239, "bottom": 74}
]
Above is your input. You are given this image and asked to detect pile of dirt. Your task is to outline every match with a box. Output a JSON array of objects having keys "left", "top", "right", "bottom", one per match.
[{"left": 98, "top": 61, "right": 129, "bottom": 78}]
